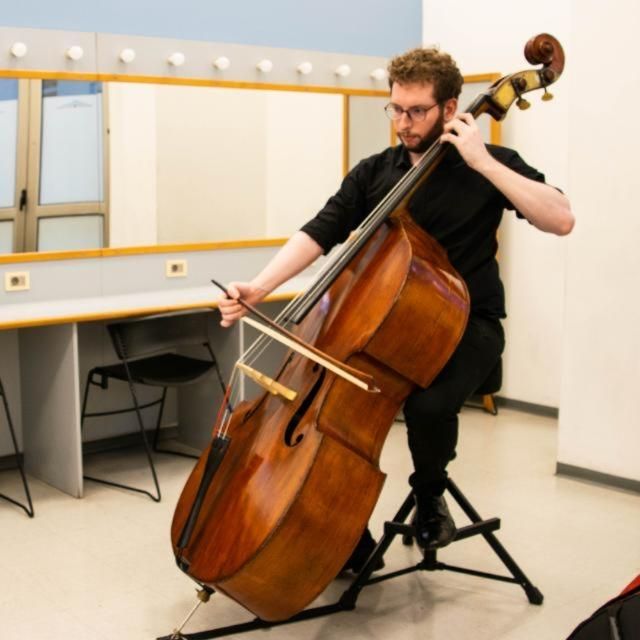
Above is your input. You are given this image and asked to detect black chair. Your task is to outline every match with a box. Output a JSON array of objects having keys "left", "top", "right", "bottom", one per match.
[
  {"left": 466, "top": 357, "right": 502, "bottom": 415},
  {"left": 80, "top": 311, "right": 225, "bottom": 502},
  {"left": 0, "top": 376, "right": 34, "bottom": 517}
]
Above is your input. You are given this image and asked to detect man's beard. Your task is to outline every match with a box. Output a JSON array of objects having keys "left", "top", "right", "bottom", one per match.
[{"left": 400, "top": 109, "right": 445, "bottom": 154}]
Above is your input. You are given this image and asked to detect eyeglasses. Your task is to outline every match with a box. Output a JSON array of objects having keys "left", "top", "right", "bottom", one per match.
[{"left": 384, "top": 102, "right": 440, "bottom": 122}]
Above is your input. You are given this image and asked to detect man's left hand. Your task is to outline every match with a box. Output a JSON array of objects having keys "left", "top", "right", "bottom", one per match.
[{"left": 440, "top": 113, "right": 494, "bottom": 173}]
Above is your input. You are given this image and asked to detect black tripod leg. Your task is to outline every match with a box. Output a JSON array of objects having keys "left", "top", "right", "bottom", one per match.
[
  {"left": 402, "top": 510, "right": 416, "bottom": 546},
  {"left": 339, "top": 491, "right": 416, "bottom": 609},
  {"left": 446, "top": 478, "right": 543, "bottom": 604}
]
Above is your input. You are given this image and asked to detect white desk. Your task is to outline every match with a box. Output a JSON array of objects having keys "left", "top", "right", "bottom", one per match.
[{"left": 0, "top": 275, "right": 310, "bottom": 330}]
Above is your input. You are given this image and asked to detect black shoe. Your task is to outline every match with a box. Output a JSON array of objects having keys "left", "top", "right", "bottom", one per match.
[
  {"left": 414, "top": 494, "right": 456, "bottom": 550},
  {"left": 340, "top": 528, "right": 385, "bottom": 574}
]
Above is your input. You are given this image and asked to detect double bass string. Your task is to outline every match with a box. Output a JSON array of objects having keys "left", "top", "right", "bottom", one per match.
[
  {"left": 221, "top": 113, "right": 469, "bottom": 433},
  {"left": 297, "top": 97, "right": 494, "bottom": 315},
  {"left": 216, "top": 118, "right": 458, "bottom": 436},
  {"left": 230, "top": 134, "right": 454, "bottom": 407},
  {"left": 223, "top": 102, "right": 490, "bottom": 437},
  {"left": 232, "top": 138, "right": 448, "bottom": 386},
  {"left": 291, "top": 139, "right": 447, "bottom": 321}
]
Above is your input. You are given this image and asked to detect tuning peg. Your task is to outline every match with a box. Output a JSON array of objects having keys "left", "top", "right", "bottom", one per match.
[
  {"left": 541, "top": 87, "right": 554, "bottom": 102},
  {"left": 511, "top": 77, "right": 531, "bottom": 111}
]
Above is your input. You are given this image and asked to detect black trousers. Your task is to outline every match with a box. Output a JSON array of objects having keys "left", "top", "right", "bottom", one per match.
[{"left": 403, "top": 314, "right": 505, "bottom": 497}]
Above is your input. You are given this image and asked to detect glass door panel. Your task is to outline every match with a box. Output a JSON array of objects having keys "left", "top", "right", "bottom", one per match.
[
  {"left": 0, "top": 220, "right": 14, "bottom": 253},
  {"left": 39, "top": 81, "right": 104, "bottom": 205},
  {"left": 24, "top": 80, "right": 108, "bottom": 252},
  {"left": 0, "top": 79, "right": 27, "bottom": 254},
  {"left": 37, "top": 214, "right": 104, "bottom": 252},
  {"left": 0, "top": 80, "right": 19, "bottom": 209}
]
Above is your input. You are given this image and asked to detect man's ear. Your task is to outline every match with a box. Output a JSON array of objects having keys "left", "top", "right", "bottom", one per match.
[{"left": 443, "top": 98, "right": 458, "bottom": 121}]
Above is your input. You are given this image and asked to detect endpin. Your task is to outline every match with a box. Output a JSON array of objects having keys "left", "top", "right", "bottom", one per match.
[{"left": 169, "top": 587, "right": 213, "bottom": 640}]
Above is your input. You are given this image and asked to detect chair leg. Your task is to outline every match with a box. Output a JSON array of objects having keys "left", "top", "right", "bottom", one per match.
[
  {"left": 152, "top": 387, "right": 168, "bottom": 451},
  {"left": 80, "top": 369, "right": 97, "bottom": 433},
  {"left": 82, "top": 369, "right": 161, "bottom": 502},
  {"left": 206, "top": 345, "right": 228, "bottom": 398},
  {"left": 0, "top": 380, "right": 34, "bottom": 518},
  {"left": 152, "top": 388, "right": 198, "bottom": 460},
  {"left": 482, "top": 394, "right": 498, "bottom": 415},
  {"left": 127, "top": 376, "right": 162, "bottom": 501}
]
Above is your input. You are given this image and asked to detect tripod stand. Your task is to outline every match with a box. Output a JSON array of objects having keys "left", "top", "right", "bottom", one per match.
[{"left": 158, "top": 478, "right": 543, "bottom": 640}]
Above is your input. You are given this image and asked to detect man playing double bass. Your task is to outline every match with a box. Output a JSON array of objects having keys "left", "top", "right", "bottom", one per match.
[{"left": 218, "top": 47, "right": 574, "bottom": 570}]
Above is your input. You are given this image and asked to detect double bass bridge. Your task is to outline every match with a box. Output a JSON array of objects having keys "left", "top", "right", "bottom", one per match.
[{"left": 235, "top": 362, "right": 298, "bottom": 401}]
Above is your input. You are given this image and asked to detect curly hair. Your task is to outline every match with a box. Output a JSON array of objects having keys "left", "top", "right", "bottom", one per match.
[{"left": 387, "top": 48, "right": 463, "bottom": 103}]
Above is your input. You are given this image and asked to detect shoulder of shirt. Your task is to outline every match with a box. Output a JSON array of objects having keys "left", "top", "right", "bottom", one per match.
[
  {"left": 485, "top": 144, "right": 520, "bottom": 161},
  {"left": 349, "top": 145, "right": 404, "bottom": 174}
]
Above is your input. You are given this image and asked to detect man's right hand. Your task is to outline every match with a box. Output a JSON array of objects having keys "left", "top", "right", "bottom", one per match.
[
  {"left": 217, "top": 282, "right": 269, "bottom": 327},
  {"left": 216, "top": 231, "right": 324, "bottom": 328}
]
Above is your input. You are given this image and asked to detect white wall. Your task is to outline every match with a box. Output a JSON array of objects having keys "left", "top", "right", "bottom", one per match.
[
  {"left": 558, "top": 0, "right": 640, "bottom": 481},
  {"left": 423, "top": 1, "right": 571, "bottom": 407},
  {"left": 424, "top": 0, "right": 640, "bottom": 483}
]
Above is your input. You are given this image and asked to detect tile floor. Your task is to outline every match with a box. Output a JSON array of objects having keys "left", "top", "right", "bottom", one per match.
[{"left": 1, "top": 407, "right": 638, "bottom": 639}]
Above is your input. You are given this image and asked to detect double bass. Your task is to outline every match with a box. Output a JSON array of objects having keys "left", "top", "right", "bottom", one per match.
[{"left": 170, "top": 34, "right": 564, "bottom": 623}]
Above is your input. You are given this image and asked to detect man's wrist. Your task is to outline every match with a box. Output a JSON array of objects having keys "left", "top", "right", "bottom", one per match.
[
  {"left": 250, "top": 281, "right": 272, "bottom": 296},
  {"left": 471, "top": 153, "right": 501, "bottom": 177}
]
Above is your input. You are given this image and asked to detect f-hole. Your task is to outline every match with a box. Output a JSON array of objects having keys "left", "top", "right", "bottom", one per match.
[{"left": 284, "top": 369, "right": 326, "bottom": 447}]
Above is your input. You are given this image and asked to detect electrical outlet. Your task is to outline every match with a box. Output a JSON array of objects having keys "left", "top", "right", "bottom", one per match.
[
  {"left": 4, "top": 271, "right": 30, "bottom": 292},
  {"left": 166, "top": 259, "right": 188, "bottom": 278}
]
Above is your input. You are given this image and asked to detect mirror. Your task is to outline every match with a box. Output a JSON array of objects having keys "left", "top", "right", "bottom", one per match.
[
  {"left": 108, "top": 83, "right": 347, "bottom": 248},
  {"left": 0, "top": 73, "right": 497, "bottom": 255},
  {"left": 0, "top": 77, "right": 391, "bottom": 254}
]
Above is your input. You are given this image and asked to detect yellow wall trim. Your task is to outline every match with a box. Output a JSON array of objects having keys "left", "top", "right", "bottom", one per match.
[
  {"left": 0, "top": 68, "right": 390, "bottom": 97},
  {"left": 0, "top": 238, "right": 288, "bottom": 264}
]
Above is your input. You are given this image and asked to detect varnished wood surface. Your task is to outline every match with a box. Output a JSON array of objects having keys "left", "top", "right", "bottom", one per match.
[{"left": 170, "top": 212, "right": 469, "bottom": 619}]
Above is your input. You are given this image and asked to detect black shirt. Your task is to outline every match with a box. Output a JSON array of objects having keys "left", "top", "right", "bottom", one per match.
[{"left": 300, "top": 143, "right": 545, "bottom": 319}]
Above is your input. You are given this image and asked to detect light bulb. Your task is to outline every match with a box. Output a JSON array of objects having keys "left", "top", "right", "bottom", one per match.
[
  {"left": 370, "top": 68, "right": 387, "bottom": 81},
  {"left": 256, "top": 59, "right": 273, "bottom": 73},
  {"left": 167, "top": 52, "right": 186, "bottom": 67},
  {"left": 119, "top": 48, "right": 136, "bottom": 64},
  {"left": 297, "top": 61, "right": 313, "bottom": 75},
  {"left": 334, "top": 64, "right": 351, "bottom": 77},
  {"left": 10, "top": 42, "right": 28, "bottom": 58},
  {"left": 213, "top": 56, "right": 231, "bottom": 70},
  {"left": 66, "top": 46, "right": 84, "bottom": 61}
]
